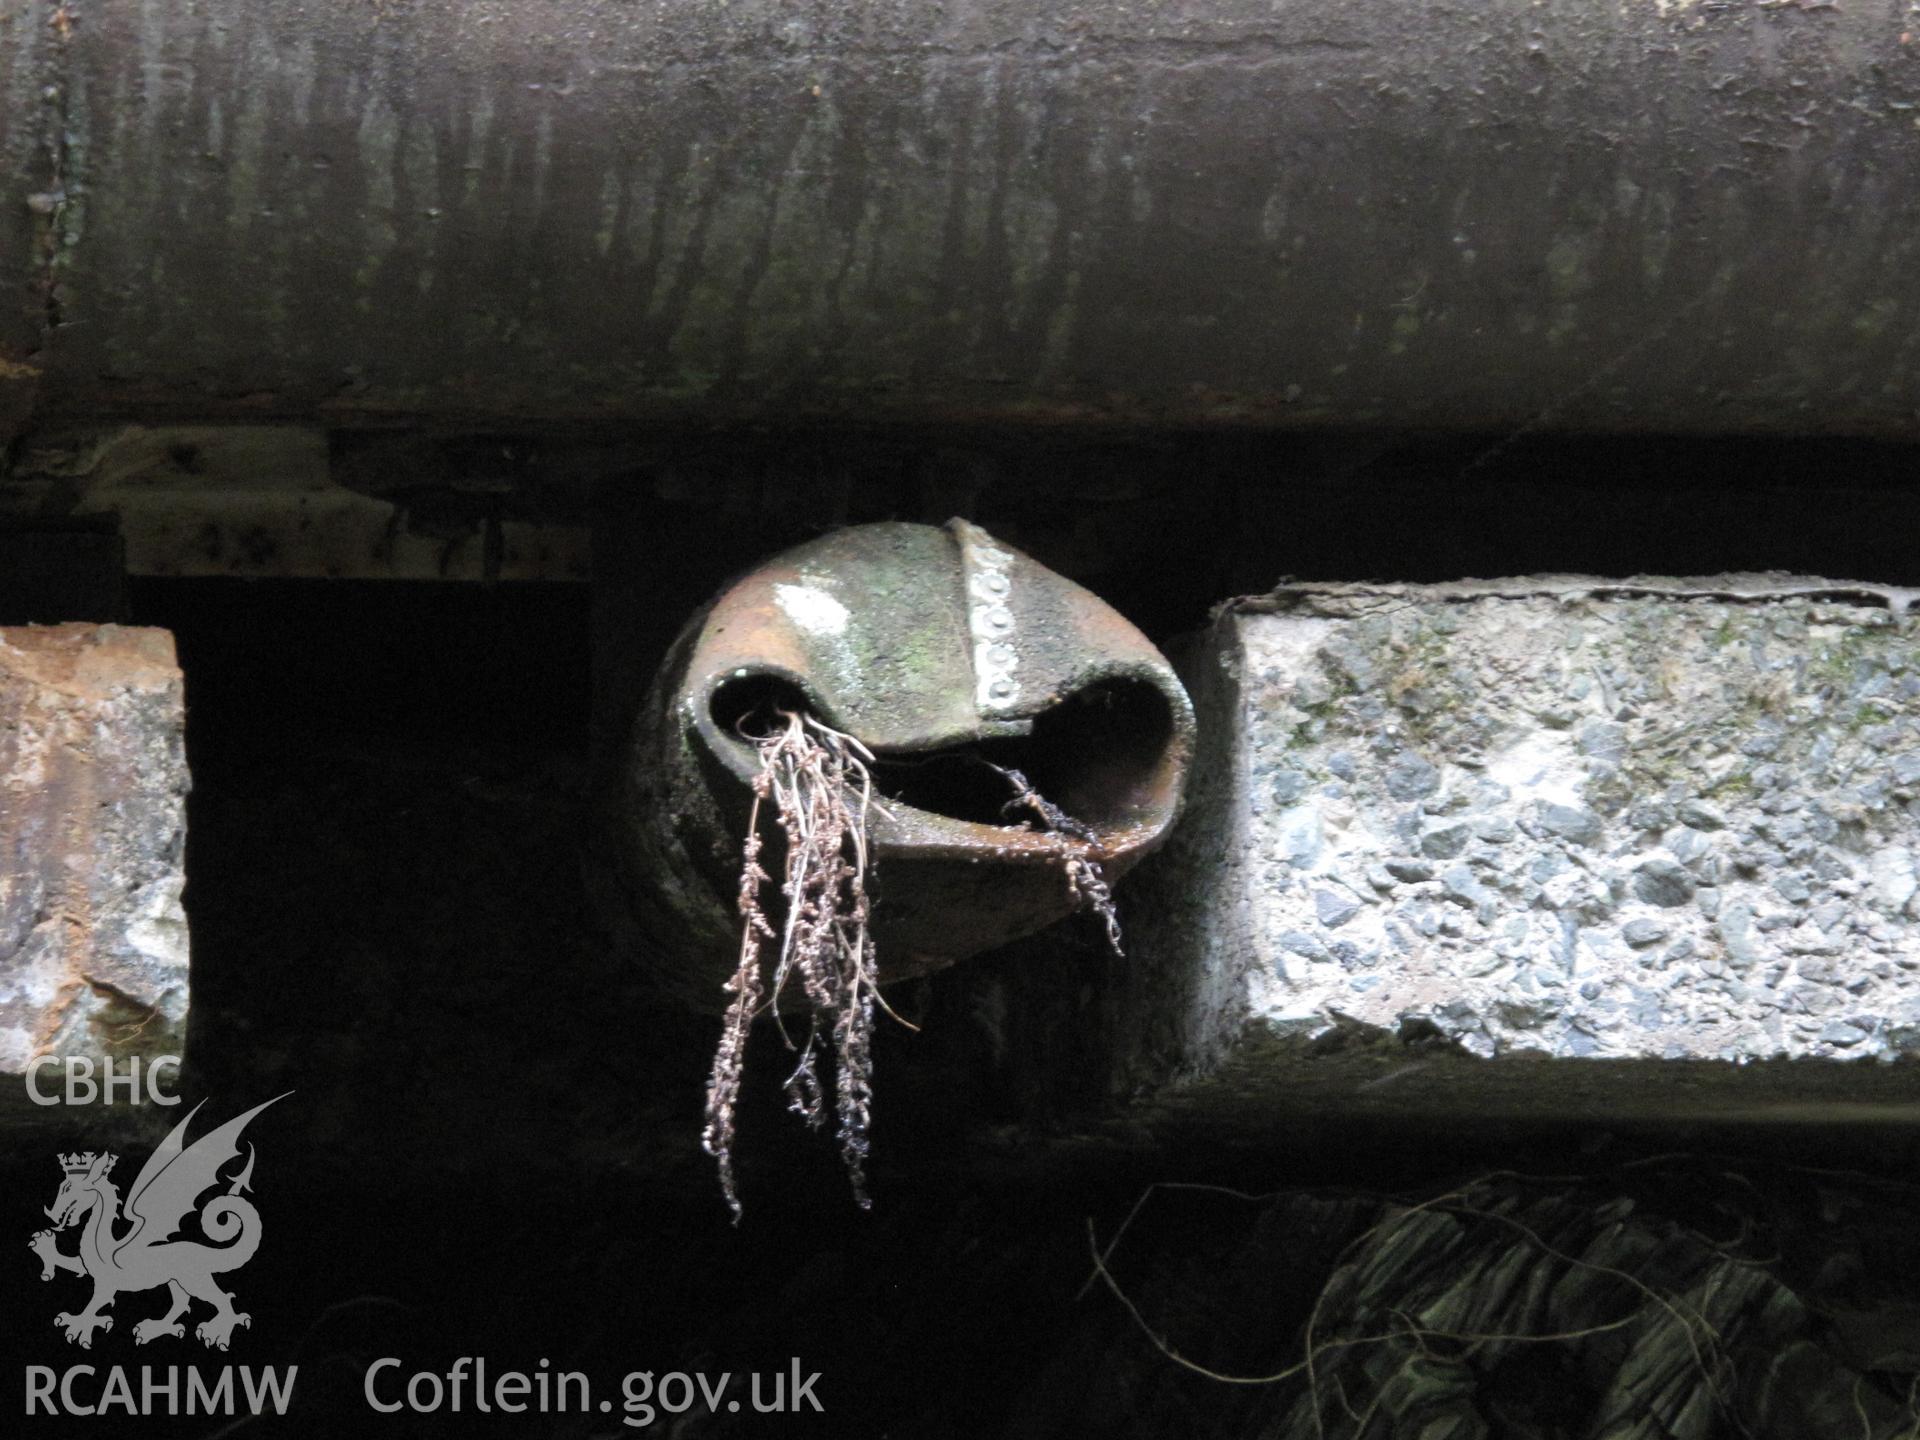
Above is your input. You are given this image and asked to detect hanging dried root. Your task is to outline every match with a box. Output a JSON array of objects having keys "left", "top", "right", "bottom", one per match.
[
  {"left": 703, "top": 723, "right": 1123, "bottom": 1218},
  {"left": 988, "top": 763, "right": 1126, "bottom": 958},
  {"left": 703, "top": 708, "right": 900, "bottom": 1221}
]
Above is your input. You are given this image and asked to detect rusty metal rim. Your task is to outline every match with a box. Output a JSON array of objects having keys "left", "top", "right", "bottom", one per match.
[{"left": 684, "top": 659, "right": 1186, "bottom": 863}]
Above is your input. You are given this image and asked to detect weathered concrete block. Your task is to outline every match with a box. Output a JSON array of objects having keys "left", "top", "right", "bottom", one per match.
[
  {"left": 1175, "top": 578, "right": 1920, "bottom": 1081},
  {"left": 0, "top": 624, "right": 189, "bottom": 1078}
]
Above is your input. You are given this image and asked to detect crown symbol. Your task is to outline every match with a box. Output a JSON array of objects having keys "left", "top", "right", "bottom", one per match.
[{"left": 58, "top": 1152, "right": 94, "bottom": 1175}]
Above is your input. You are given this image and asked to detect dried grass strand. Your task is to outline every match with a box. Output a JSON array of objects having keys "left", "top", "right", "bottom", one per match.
[
  {"left": 703, "top": 709, "right": 887, "bottom": 1219},
  {"left": 1082, "top": 1173, "right": 1751, "bottom": 1435},
  {"left": 989, "top": 762, "right": 1125, "bottom": 956}
]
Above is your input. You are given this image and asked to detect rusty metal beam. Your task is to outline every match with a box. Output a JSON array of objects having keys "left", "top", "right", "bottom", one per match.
[{"left": 6, "top": 1, "right": 1920, "bottom": 441}]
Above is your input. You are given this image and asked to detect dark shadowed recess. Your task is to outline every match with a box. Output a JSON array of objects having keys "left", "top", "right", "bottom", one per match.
[{"left": 4, "top": 427, "right": 1912, "bottom": 1437}]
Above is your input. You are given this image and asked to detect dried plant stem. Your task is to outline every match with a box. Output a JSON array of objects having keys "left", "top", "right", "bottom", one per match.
[
  {"left": 700, "top": 791, "right": 773, "bottom": 1220},
  {"left": 990, "top": 763, "right": 1125, "bottom": 957},
  {"left": 703, "top": 709, "right": 888, "bottom": 1220},
  {"left": 705, "top": 727, "right": 1122, "bottom": 1218},
  {"left": 1082, "top": 1175, "right": 1747, "bottom": 1434}
]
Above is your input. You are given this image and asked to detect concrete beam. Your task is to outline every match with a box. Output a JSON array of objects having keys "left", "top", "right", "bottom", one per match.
[
  {"left": 1, "top": 426, "right": 591, "bottom": 580},
  {"left": 1122, "top": 577, "right": 1920, "bottom": 1124}
]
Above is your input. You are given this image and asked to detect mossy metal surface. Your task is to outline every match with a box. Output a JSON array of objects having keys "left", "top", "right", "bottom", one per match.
[
  {"left": 614, "top": 520, "right": 1193, "bottom": 1007},
  {"left": 4, "top": 1, "right": 1920, "bottom": 437}
]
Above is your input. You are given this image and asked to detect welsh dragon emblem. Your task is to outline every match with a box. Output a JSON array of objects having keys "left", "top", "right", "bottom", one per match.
[{"left": 28, "top": 1094, "right": 290, "bottom": 1350}]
